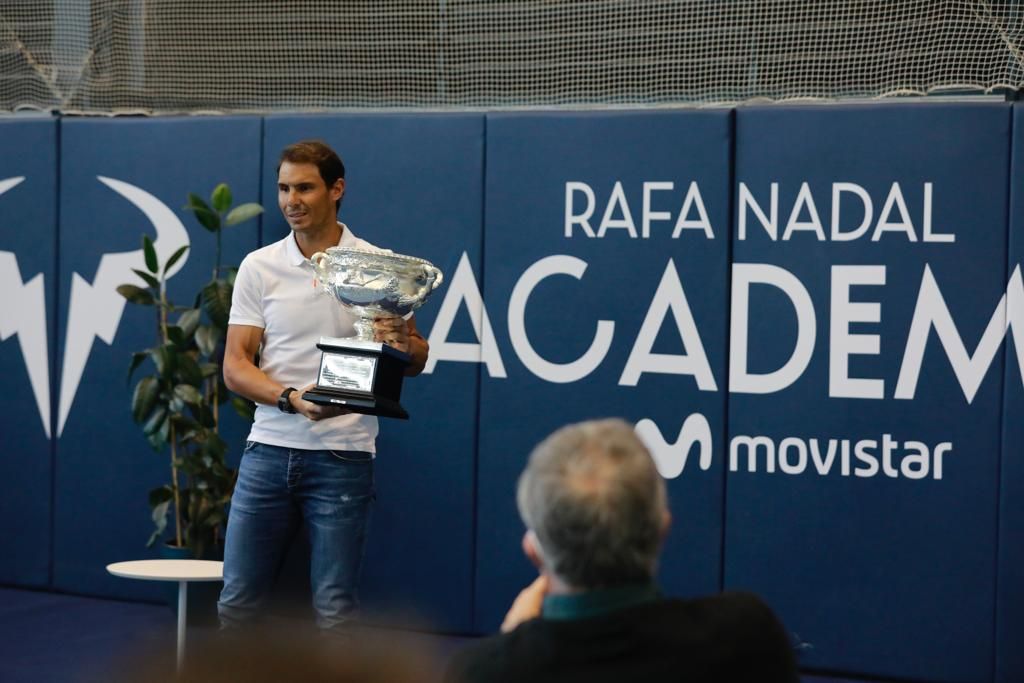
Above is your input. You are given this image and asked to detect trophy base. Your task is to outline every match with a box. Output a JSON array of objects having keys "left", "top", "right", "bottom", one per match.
[
  {"left": 301, "top": 388, "right": 409, "bottom": 420},
  {"left": 303, "top": 337, "right": 411, "bottom": 420}
]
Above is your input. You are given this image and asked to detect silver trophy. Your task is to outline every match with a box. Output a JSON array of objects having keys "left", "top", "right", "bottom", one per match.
[{"left": 302, "top": 247, "right": 444, "bottom": 419}]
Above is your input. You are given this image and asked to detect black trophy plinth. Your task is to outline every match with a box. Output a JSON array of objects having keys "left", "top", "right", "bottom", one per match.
[{"left": 301, "top": 337, "right": 411, "bottom": 419}]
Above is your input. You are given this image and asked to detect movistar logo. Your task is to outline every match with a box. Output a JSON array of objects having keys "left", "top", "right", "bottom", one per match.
[
  {"left": 635, "top": 413, "right": 713, "bottom": 479},
  {"left": 0, "top": 176, "right": 190, "bottom": 439}
]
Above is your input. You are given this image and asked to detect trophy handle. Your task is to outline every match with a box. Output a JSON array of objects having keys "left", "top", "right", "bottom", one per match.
[
  {"left": 423, "top": 264, "right": 444, "bottom": 291},
  {"left": 309, "top": 251, "right": 333, "bottom": 295},
  {"left": 310, "top": 251, "right": 329, "bottom": 269}
]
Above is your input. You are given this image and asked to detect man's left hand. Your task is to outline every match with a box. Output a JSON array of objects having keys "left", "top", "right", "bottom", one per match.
[{"left": 373, "top": 316, "right": 410, "bottom": 353}]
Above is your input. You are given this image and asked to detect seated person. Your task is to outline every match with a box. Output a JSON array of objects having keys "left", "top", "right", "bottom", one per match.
[{"left": 447, "top": 418, "right": 798, "bottom": 683}]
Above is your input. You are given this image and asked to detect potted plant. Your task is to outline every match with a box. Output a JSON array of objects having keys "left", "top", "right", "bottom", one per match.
[{"left": 118, "top": 183, "right": 262, "bottom": 559}]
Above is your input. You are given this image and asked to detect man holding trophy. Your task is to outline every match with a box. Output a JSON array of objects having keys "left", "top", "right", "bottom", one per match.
[{"left": 217, "top": 140, "right": 439, "bottom": 632}]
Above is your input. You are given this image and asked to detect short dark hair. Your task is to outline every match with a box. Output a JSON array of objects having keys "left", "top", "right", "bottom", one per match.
[{"left": 278, "top": 140, "right": 346, "bottom": 210}]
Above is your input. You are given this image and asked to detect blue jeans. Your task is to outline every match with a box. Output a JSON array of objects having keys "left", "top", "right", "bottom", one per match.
[{"left": 217, "top": 441, "right": 374, "bottom": 631}]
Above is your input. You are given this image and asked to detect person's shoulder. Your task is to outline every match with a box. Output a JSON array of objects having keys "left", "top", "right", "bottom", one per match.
[
  {"left": 243, "top": 235, "right": 289, "bottom": 262},
  {"left": 340, "top": 223, "right": 394, "bottom": 255},
  {"left": 702, "top": 590, "right": 783, "bottom": 622},
  {"left": 688, "top": 589, "right": 767, "bottom": 607},
  {"left": 351, "top": 236, "right": 393, "bottom": 255},
  {"left": 677, "top": 591, "right": 799, "bottom": 682},
  {"left": 445, "top": 633, "right": 512, "bottom": 683},
  {"left": 238, "top": 236, "right": 291, "bottom": 273},
  {"left": 445, "top": 622, "right": 554, "bottom": 683},
  {"left": 659, "top": 591, "right": 784, "bottom": 635}
]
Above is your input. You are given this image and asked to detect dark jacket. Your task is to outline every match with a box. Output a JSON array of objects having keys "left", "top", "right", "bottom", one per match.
[{"left": 446, "top": 591, "right": 798, "bottom": 683}]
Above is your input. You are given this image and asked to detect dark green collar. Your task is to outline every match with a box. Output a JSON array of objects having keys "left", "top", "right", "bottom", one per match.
[{"left": 542, "top": 583, "right": 660, "bottom": 621}]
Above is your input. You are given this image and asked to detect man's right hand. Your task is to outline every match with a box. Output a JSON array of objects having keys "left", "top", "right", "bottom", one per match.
[
  {"left": 500, "top": 575, "right": 549, "bottom": 633},
  {"left": 290, "top": 383, "right": 351, "bottom": 421}
]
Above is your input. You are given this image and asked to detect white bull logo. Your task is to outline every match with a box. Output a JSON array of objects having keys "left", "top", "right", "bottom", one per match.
[{"left": 0, "top": 176, "right": 190, "bottom": 438}]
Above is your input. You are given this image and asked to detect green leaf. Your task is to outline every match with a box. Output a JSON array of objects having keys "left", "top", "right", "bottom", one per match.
[
  {"left": 164, "top": 244, "right": 189, "bottom": 274},
  {"left": 176, "top": 353, "right": 204, "bottom": 386},
  {"left": 231, "top": 396, "right": 256, "bottom": 422},
  {"left": 143, "top": 235, "right": 158, "bottom": 273},
  {"left": 178, "top": 429, "right": 200, "bottom": 444},
  {"left": 202, "top": 280, "right": 232, "bottom": 328},
  {"left": 197, "top": 404, "right": 216, "bottom": 428},
  {"left": 147, "top": 499, "right": 171, "bottom": 547},
  {"left": 195, "top": 324, "right": 218, "bottom": 357},
  {"left": 166, "top": 325, "right": 185, "bottom": 347},
  {"left": 150, "top": 345, "right": 176, "bottom": 378},
  {"left": 149, "top": 485, "right": 174, "bottom": 507},
  {"left": 199, "top": 362, "right": 219, "bottom": 378},
  {"left": 117, "top": 284, "right": 155, "bottom": 306},
  {"left": 132, "top": 377, "right": 159, "bottom": 423},
  {"left": 204, "top": 510, "right": 226, "bottom": 528},
  {"left": 127, "top": 352, "right": 147, "bottom": 384},
  {"left": 211, "top": 183, "right": 232, "bottom": 213},
  {"left": 172, "top": 413, "right": 201, "bottom": 434},
  {"left": 173, "top": 384, "right": 203, "bottom": 406},
  {"left": 192, "top": 206, "right": 220, "bottom": 232},
  {"left": 178, "top": 456, "right": 201, "bottom": 477},
  {"left": 205, "top": 433, "right": 227, "bottom": 459},
  {"left": 146, "top": 428, "right": 167, "bottom": 452},
  {"left": 132, "top": 268, "right": 160, "bottom": 289},
  {"left": 176, "top": 308, "right": 201, "bottom": 338},
  {"left": 151, "top": 498, "right": 171, "bottom": 524},
  {"left": 224, "top": 202, "right": 264, "bottom": 227},
  {"left": 185, "top": 193, "right": 212, "bottom": 213},
  {"left": 142, "top": 405, "right": 168, "bottom": 436}
]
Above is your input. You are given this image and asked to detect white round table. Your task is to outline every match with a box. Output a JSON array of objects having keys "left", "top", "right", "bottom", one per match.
[{"left": 106, "top": 559, "right": 223, "bottom": 670}]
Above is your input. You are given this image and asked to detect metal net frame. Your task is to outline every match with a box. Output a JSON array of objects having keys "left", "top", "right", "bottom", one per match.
[{"left": 3, "top": 0, "right": 1023, "bottom": 115}]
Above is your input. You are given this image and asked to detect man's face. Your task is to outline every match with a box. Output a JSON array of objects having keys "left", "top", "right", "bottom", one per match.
[{"left": 277, "top": 161, "right": 344, "bottom": 234}]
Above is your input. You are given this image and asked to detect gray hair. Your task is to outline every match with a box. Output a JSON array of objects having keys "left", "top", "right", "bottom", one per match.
[{"left": 516, "top": 418, "right": 668, "bottom": 590}]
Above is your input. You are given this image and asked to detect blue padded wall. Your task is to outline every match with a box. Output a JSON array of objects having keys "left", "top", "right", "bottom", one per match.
[
  {"left": 0, "top": 118, "right": 57, "bottom": 587},
  {"left": 997, "top": 103, "right": 1024, "bottom": 683},
  {"left": 262, "top": 115, "right": 484, "bottom": 632},
  {"left": 0, "top": 103, "right": 1020, "bottom": 682},
  {"left": 54, "top": 117, "right": 262, "bottom": 599},
  {"left": 725, "top": 103, "right": 1010, "bottom": 682},
  {"left": 475, "top": 111, "right": 732, "bottom": 630}
]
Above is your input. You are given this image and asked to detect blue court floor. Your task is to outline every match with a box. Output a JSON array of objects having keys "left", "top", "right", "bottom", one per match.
[{"left": 0, "top": 586, "right": 882, "bottom": 683}]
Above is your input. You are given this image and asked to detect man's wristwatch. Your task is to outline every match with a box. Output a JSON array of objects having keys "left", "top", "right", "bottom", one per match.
[{"left": 278, "top": 387, "right": 298, "bottom": 414}]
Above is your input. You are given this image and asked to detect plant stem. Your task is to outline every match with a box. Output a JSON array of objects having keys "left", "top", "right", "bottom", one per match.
[
  {"left": 159, "top": 276, "right": 169, "bottom": 344},
  {"left": 170, "top": 422, "right": 182, "bottom": 548},
  {"left": 212, "top": 213, "right": 223, "bottom": 430},
  {"left": 160, "top": 274, "right": 181, "bottom": 548},
  {"left": 214, "top": 214, "right": 223, "bottom": 280}
]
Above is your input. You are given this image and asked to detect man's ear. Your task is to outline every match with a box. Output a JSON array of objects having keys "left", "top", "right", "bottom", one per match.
[
  {"left": 522, "top": 530, "right": 544, "bottom": 571},
  {"left": 331, "top": 178, "right": 345, "bottom": 203},
  {"left": 660, "top": 510, "right": 672, "bottom": 543}
]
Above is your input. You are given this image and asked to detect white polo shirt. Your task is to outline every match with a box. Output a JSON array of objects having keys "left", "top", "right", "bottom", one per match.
[{"left": 229, "top": 223, "right": 389, "bottom": 452}]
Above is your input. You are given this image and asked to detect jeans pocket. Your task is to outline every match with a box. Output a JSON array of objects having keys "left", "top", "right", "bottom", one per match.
[
  {"left": 328, "top": 450, "right": 373, "bottom": 464},
  {"left": 243, "top": 440, "right": 258, "bottom": 453}
]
